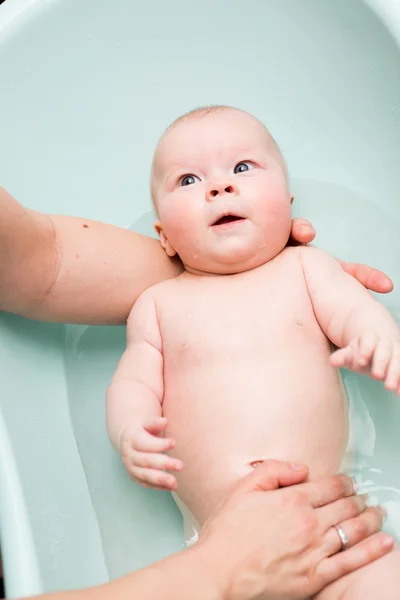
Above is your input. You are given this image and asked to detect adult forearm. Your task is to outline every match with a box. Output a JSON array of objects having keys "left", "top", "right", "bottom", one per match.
[
  {"left": 46, "top": 215, "right": 183, "bottom": 325},
  {"left": 0, "top": 187, "right": 183, "bottom": 325},
  {"left": 118, "top": 547, "right": 224, "bottom": 600},
  {"left": 16, "top": 546, "right": 225, "bottom": 600},
  {"left": 0, "top": 187, "right": 58, "bottom": 317}
]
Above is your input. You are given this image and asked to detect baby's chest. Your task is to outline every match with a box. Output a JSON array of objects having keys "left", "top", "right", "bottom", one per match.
[{"left": 159, "top": 270, "right": 316, "bottom": 358}]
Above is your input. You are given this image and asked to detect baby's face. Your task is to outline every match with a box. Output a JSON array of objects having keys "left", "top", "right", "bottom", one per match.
[{"left": 152, "top": 109, "right": 292, "bottom": 275}]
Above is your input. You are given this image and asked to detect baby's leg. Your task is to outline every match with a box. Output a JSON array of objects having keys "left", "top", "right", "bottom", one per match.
[{"left": 314, "top": 547, "right": 400, "bottom": 600}]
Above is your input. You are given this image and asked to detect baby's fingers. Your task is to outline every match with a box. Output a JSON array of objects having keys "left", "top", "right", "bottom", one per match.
[
  {"left": 133, "top": 451, "right": 183, "bottom": 472},
  {"left": 384, "top": 343, "right": 400, "bottom": 393},
  {"left": 144, "top": 416, "right": 169, "bottom": 436},
  {"left": 371, "top": 341, "right": 391, "bottom": 380},
  {"left": 358, "top": 333, "right": 378, "bottom": 367},
  {"left": 131, "top": 466, "right": 177, "bottom": 491},
  {"left": 330, "top": 346, "right": 354, "bottom": 368},
  {"left": 136, "top": 428, "right": 175, "bottom": 452}
]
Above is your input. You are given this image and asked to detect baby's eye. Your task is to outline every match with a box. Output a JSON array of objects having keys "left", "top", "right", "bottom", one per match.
[
  {"left": 180, "top": 174, "right": 200, "bottom": 187},
  {"left": 234, "top": 161, "right": 254, "bottom": 174}
]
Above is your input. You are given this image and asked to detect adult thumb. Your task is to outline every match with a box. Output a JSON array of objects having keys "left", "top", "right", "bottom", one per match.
[{"left": 236, "top": 459, "right": 309, "bottom": 494}]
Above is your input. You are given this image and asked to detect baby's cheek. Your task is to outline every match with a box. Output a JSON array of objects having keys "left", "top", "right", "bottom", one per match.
[
  {"left": 262, "top": 197, "right": 292, "bottom": 251},
  {"left": 267, "top": 197, "right": 292, "bottom": 227},
  {"left": 163, "top": 204, "right": 200, "bottom": 250}
]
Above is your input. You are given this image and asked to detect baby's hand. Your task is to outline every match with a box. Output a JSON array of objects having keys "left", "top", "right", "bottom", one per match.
[
  {"left": 330, "top": 334, "right": 400, "bottom": 394},
  {"left": 119, "top": 416, "right": 183, "bottom": 491}
]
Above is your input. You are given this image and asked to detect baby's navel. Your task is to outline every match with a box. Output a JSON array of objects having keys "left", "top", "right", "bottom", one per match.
[{"left": 249, "top": 459, "right": 265, "bottom": 469}]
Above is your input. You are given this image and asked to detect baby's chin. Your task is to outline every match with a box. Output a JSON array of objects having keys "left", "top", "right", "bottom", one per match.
[{"left": 183, "top": 246, "right": 284, "bottom": 276}]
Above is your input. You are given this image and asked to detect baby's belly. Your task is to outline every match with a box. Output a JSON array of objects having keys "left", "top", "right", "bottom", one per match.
[{"left": 163, "top": 352, "right": 348, "bottom": 526}]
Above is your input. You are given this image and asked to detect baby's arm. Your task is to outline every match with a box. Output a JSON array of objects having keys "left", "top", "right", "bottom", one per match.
[
  {"left": 300, "top": 246, "right": 400, "bottom": 394},
  {"left": 106, "top": 291, "right": 182, "bottom": 490}
]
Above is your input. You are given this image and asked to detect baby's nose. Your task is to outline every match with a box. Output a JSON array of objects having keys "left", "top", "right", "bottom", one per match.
[{"left": 206, "top": 181, "right": 238, "bottom": 201}]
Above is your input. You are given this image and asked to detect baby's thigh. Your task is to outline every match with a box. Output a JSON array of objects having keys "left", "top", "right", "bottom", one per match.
[{"left": 314, "top": 547, "right": 400, "bottom": 600}]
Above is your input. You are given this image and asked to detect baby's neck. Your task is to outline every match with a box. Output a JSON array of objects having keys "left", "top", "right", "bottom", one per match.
[
  {"left": 182, "top": 251, "right": 284, "bottom": 277},
  {"left": 183, "top": 265, "right": 222, "bottom": 277}
]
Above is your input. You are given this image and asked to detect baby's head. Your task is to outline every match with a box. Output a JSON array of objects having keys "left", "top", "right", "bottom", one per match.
[{"left": 151, "top": 106, "right": 293, "bottom": 275}]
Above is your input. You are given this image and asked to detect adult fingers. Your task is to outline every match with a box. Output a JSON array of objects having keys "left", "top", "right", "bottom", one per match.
[
  {"left": 337, "top": 261, "right": 393, "bottom": 294},
  {"left": 296, "top": 474, "right": 355, "bottom": 509},
  {"left": 232, "top": 460, "right": 309, "bottom": 494},
  {"left": 318, "top": 494, "right": 368, "bottom": 533},
  {"left": 323, "top": 505, "right": 386, "bottom": 556},
  {"left": 288, "top": 218, "right": 315, "bottom": 246},
  {"left": 317, "top": 532, "right": 394, "bottom": 588}
]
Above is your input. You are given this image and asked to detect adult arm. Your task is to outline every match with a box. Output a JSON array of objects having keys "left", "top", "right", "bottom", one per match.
[
  {"left": 0, "top": 188, "right": 393, "bottom": 325},
  {"left": 12, "top": 549, "right": 224, "bottom": 600},
  {"left": 0, "top": 187, "right": 182, "bottom": 324},
  {"left": 10, "top": 461, "right": 392, "bottom": 600}
]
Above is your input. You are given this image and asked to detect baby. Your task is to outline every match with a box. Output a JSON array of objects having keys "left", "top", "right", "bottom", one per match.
[{"left": 106, "top": 106, "right": 400, "bottom": 598}]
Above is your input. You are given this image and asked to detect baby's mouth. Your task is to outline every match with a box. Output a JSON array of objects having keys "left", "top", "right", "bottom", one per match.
[{"left": 212, "top": 214, "right": 245, "bottom": 227}]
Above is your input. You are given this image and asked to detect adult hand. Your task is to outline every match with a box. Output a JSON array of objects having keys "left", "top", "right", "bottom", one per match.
[
  {"left": 6, "top": 462, "right": 393, "bottom": 600},
  {"left": 288, "top": 217, "right": 393, "bottom": 294},
  {"left": 197, "top": 460, "right": 393, "bottom": 600}
]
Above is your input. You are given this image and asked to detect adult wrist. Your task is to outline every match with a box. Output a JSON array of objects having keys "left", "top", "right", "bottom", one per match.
[
  {"left": 191, "top": 538, "right": 277, "bottom": 600},
  {"left": 155, "top": 543, "right": 228, "bottom": 600}
]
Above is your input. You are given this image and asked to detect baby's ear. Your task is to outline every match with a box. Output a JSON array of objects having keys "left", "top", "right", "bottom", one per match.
[{"left": 154, "top": 221, "right": 177, "bottom": 258}]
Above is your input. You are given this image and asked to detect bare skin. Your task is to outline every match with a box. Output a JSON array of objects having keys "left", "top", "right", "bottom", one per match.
[
  {"left": 0, "top": 193, "right": 393, "bottom": 597},
  {"left": 2, "top": 463, "right": 392, "bottom": 600},
  {"left": 0, "top": 187, "right": 182, "bottom": 324},
  {"left": 0, "top": 170, "right": 395, "bottom": 598},
  {"left": 110, "top": 247, "right": 400, "bottom": 513},
  {"left": 107, "top": 107, "right": 400, "bottom": 599},
  {"left": 0, "top": 186, "right": 393, "bottom": 325}
]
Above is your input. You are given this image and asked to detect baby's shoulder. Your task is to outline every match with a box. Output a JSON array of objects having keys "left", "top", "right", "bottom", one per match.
[
  {"left": 266, "top": 245, "right": 305, "bottom": 269},
  {"left": 292, "top": 244, "right": 338, "bottom": 268},
  {"left": 279, "top": 244, "right": 333, "bottom": 265},
  {"left": 266, "top": 246, "right": 336, "bottom": 280},
  {"left": 127, "top": 279, "right": 180, "bottom": 328},
  {"left": 136, "top": 274, "right": 188, "bottom": 307}
]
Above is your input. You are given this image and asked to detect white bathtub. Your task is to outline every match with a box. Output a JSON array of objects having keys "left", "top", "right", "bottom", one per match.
[{"left": 0, "top": 0, "right": 399, "bottom": 596}]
